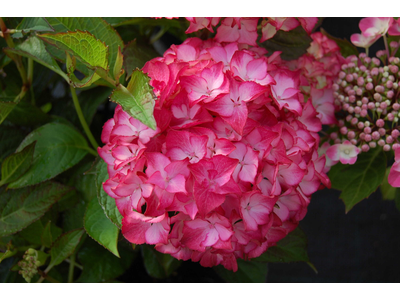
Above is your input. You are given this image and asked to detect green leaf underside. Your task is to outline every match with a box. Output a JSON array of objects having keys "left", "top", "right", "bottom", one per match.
[
  {"left": 96, "top": 159, "right": 122, "bottom": 228},
  {"left": 141, "top": 245, "right": 182, "bottom": 279},
  {"left": 123, "top": 39, "right": 159, "bottom": 78},
  {"left": 0, "top": 182, "right": 72, "bottom": 237},
  {"left": 44, "top": 17, "right": 124, "bottom": 79},
  {"left": 41, "top": 220, "right": 62, "bottom": 248},
  {"left": 8, "top": 123, "right": 90, "bottom": 188},
  {"left": 84, "top": 197, "right": 120, "bottom": 257},
  {"left": 110, "top": 70, "right": 156, "bottom": 130},
  {"left": 48, "top": 229, "right": 85, "bottom": 269},
  {"left": 0, "top": 142, "right": 36, "bottom": 186},
  {"left": 253, "top": 227, "right": 310, "bottom": 263},
  {"left": 5, "top": 36, "right": 68, "bottom": 82},
  {"left": 6, "top": 101, "right": 52, "bottom": 126},
  {"left": 16, "top": 17, "right": 54, "bottom": 34},
  {"left": 261, "top": 26, "right": 312, "bottom": 61},
  {"left": 39, "top": 30, "right": 109, "bottom": 71},
  {"left": 329, "top": 148, "right": 387, "bottom": 213},
  {"left": 214, "top": 259, "right": 268, "bottom": 283}
]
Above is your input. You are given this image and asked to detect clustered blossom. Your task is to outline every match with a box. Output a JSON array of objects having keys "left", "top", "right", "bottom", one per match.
[
  {"left": 99, "top": 34, "right": 331, "bottom": 271},
  {"left": 184, "top": 17, "right": 319, "bottom": 46}
]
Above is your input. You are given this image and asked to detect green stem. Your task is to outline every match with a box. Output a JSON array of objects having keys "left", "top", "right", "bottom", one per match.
[
  {"left": 383, "top": 34, "right": 389, "bottom": 62},
  {"left": 70, "top": 85, "right": 99, "bottom": 152},
  {"left": 366, "top": 47, "right": 369, "bottom": 57},
  {"left": 65, "top": 258, "right": 83, "bottom": 270},
  {"left": 0, "top": 18, "right": 28, "bottom": 88},
  {"left": 27, "top": 58, "right": 35, "bottom": 105},
  {"left": 68, "top": 253, "right": 76, "bottom": 283}
]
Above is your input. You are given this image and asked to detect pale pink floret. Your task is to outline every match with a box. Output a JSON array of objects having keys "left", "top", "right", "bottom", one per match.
[
  {"left": 388, "top": 19, "right": 400, "bottom": 36},
  {"left": 228, "top": 142, "right": 259, "bottom": 184},
  {"left": 359, "top": 17, "right": 393, "bottom": 37},
  {"left": 350, "top": 33, "right": 380, "bottom": 48},
  {"left": 388, "top": 148, "right": 400, "bottom": 187},
  {"left": 326, "top": 140, "right": 361, "bottom": 165},
  {"left": 185, "top": 17, "right": 220, "bottom": 33},
  {"left": 215, "top": 17, "right": 259, "bottom": 46},
  {"left": 240, "top": 191, "right": 275, "bottom": 231},
  {"left": 310, "top": 88, "right": 336, "bottom": 125},
  {"left": 271, "top": 71, "right": 302, "bottom": 115}
]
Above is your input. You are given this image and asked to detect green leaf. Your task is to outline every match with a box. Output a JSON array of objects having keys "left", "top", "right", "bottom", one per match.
[
  {"left": 0, "top": 182, "right": 72, "bottom": 237},
  {"left": 214, "top": 259, "right": 268, "bottom": 283},
  {"left": 48, "top": 229, "right": 85, "bottom": 269},
  {"left": 123, "top": 39, "right": 158, "bottom": 79},
  {"left": 39, "top": 30, "right": 109, "bottom": 71},
  {"left": 41, "top": 220, "right": 62, "bottom": 248},
  {"left": 77, "top": 238, "right": 135, "bottom": 282},
  {"left": 5, "top": 101, "right": 52, "bottom": 126},
  {"left": 261, "top": 25, "right": 312, "bottom": 60},
  {"left": 14, "top": 17, "right": 54, "bottom": 37},
  {"left": 0, "top": 125, "right": 27, "bottom": 165},
  {"left": 65, "top": 51, "right": 101, "bottom": 88},
  {"left": 113, "top": 46, "right": 124, "bottom": 83},
  {"left": 44, "top": 17, "right": 124, "bottom": 79},
  {"left": 4, "top": 36, "right": 69, "bottom": 82},
  {"left": 253, "top": 227, "right": 310, "bottom": 263},
  {"left": 110, "top": 69, "right": 156, "bottom": 130},
  {"left": 320, "top": 28, "right": 359, "bottom": 57},
  {"left": 0, "top": 101, "right": 17, "bottom": 125},
  {"left": 18, "top": 219, "right": 45, "bottom": 245},
  {"left": 380, "top": 167, "right": 397, "bottom": 200},
  {"left": 84, "top": 197, "right": 120, "bottom": 257},
  {"left": 0, "top": 243, "right": 17, "bottom": 264},
  {"left": 95, "top": 159, "right": 122, "bottom": 228},
  {"left": 0, "top": 142, "right": 36, "bottom": 187},
  {"left": 141, "top": 245, "right": 182, "bottom": 279},
  {"left": 8, "top": 123, "right": 91, "bottom": 188},
  {"left": 329, "top": 147, "right": 387, "bottom": 213}
]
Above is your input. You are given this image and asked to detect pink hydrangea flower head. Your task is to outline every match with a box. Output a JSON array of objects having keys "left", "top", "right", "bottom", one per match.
[{"left": 388, "top": 148, "right": 400, "bottom": 187}]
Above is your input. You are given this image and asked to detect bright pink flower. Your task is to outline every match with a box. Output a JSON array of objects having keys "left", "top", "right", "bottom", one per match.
[
  {"left": 166, "top": 130, "right": 208, "bottom": 163},
  {"left": 388, "top": 148, "right": 400, "bottom": 187},
  {"left": 240, "top": 191, "right": 275, "bottom": 231},
  {"left": 310, "top": 88, "right": 336, "bottom": 125},
  {"left": 326, "top": 140, "right": 361, "bottom": 165},
  {"left": 298, "top": 17, "right": 318, "bottom": 34},
  {"left": 228, "top": 142, "right": 259, "bottom": 183},
  {"left": 350, "top": 33, "right": 380, "bottom": 48},
  {"left": 388, "top": 19, "right": 400, "bottom": 36},
  {"left": 271, "top": 71, "right": 302, "bottom": 115},
  {"left": 215, "top": 17, "right": 259, "bottom": 46},
  {"left": 185, "top": 17, "right": 220, "bottom": 33}
]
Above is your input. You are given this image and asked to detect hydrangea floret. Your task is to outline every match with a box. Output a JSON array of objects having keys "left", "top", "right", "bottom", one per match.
[{"left": 98, "top": 19, "right": 331, "bottom": 271}]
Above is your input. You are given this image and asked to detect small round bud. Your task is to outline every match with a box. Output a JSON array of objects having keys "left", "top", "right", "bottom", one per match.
[
  {"left": 392, "top": 129, "right": 400, "bottom": 138},
  {"left": 340, "top": 126, "right": 348, "bottom": 135},
  {"left": 366, "top": 82, "right": 374, "bottom": 90},
  {"left": 346, "top": 74, "right": 354, "bottom": 82},
  {"left": 375, "top": 85, "right": 385, "bottom": 93},
  {"left": 374, "top": 93, "right": 382, "bottom": 102},
  {"left": 383, "top": 144, "right": 391, "bottom": 151},
  {"left": 369, "top": 141, "right": 377, "bottom": 148},
  {"left": 376, "top": 119, "right": 385, "bottom": 127},
  {"left": 386, "top": 136, "right": 394, "bottom": 144},
  {"left": 339, "top": 71, "right": 346, "bottom": 79},
  {"left": 387, "top": 90, "right": 394, "bottom": 99},
  {"left": 388, "top": 113, "right": 395, "bottom": 121},
  {"left": 358, "top": 122, "right": 365, "bottom": 129},
  {"left": 372, "top": 131, "right": 380, "bottom": 140},
  {"left": 378, "top": 139, "right": 385, "bottom": 147},
  {"left": 361, "top": 144, "right": 370, "bottom": 152},
  {"left": 330, "top": 132, "right": 338, "bottom": 140},
  {"left": 360, "top": 109, "right": 368, "bottom": 117},
  {"left": 379, "top": 128, "right": 386, "bottom": 136},
  {"left": 368, "top": 102, "right": 375, "bottom": 110},
  {"left": 364, "top": 134, "right": 372, "bottom": 142}
]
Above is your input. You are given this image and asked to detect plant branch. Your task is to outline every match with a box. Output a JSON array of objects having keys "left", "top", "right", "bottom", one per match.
[
  {"left": 27, "top": 58, "right": 35, "bottom": 105},
  {"left": 68, "top": 253, "right": 76, "bottom": 283},
  {"left": 70, "top": 85, "right": 99, "bottom": 153}
]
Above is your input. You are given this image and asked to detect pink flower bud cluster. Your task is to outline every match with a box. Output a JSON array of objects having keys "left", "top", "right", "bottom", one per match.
[
  {"left": 331, "top": 50, "right": 400, "bottom": 154},
  {"left": 99, "top": 37, "right": 331, "bottom": 271}
]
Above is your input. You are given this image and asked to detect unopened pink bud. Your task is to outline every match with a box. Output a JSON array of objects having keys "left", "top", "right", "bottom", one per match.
[
  {"left": 360, "top": 132, "right": 366, "bottom": 140},
  {"left": 356, "top": 88, "right": 363, "bottom": 96},
  {"left": 350, "top": 139, "right": 357, "bottom": 145},
  {"left": 377, "top": 108, "right": 383, "bottom": 114},
  {"left": 365, "top": 57, "right": 372, "bottom": 64},
  {"left": 368, "top": 102, "right": 375, "bottom": 109},
  {"left": 348, "top": 89, "right": 356, "bottom": 96},
  {"left": 386, "top": 136, "right": 394, "bottom": 144},
  {"left": 348, "top": 106, "right": 355, "bottom": 114},
  {"left": 343, "top": 103, "right": 350, "bottom": 110},
  {"left": 387, "top": 90, "right": 394, "bottom": 99},
  {"left": 371, "top": 68, "right": 379, "bottom": 76},
  {"left": 374, "top": 93, "right": 382, "bottom": 102},
  {"left": 372, "top": 58, "right": 381, "bottom": 66},
  {"left": 369, "top": 141, "right": 377, "bottom": 148},
  {"left": 393, "top": 103, "right": 400, "bottom": 110},
  {"left": 376, "top": 119, "right": 385, "bottom": 127},
  {"left": 361, "top": 104, "right": 368, "bottom": 109},
  {"left": 388, "top": 113, "right": 395, "bottom": 121},
  {"left": 360, "top": 65, "right": 367, "bottom": 72},
  {"left": 365, "top": 134, "right": 372, "bottom": 142},
  {"left": 346, "top": 74, "right": 354, "bottom": 82},
  {"left": 372, "top": 131, "right": 380, "bottom": 140},
  {"left": 332, "top": 83, "right": 339, "bottom": 91},
  {"left": 364, "top": 126, "right": 372, "bottom": 134},
  {"left": 392, "top": 129, "right": 400, "bottom": 138},
  {"left": 354, "top": 107, "right": 361, "bottom": 114},
  {"left": 380, "top": 102, "right": 388, "bottom": 109},
  {"left": 393, "top": 143, "right": 400, "bottom": 150},
  {"left": 338, "top": 120, "right": 345, "bottom": 127},
  {"left": 347, "top": 131, "right": 356, "bottom": 139},
  {"left": 361, "top": 144, "right": 370, "bottom": 152},
  {"left": 375, "top": 85, "right": 385, "bottom": 93},
  {"left": 379, "top": 128, "right": 386, "bottom": 136},
  {"left": 362, "top": 97, "right": 369, "bottom": 104},
  {"left": 378, "top": 139, "right": 385, "bottom": 146},
  {"left": 334, "top": 138, "right": 342, "bottom": 144},
  {"left": 390, "top": 41, "right": 399, "bottom": 48},
  {"left": 330, "top": 132, "right": 338, "bottom": 140},
  {"left": 386, "top": 81, "right": 393, "bottom": 89},
  {"left": 346, "top": 115, "right": 353, "bottom": 122},
  {"left": 389, "top": 65, "right": 399, "bottom": 74},
  {"left": 366, "top": 82, "right": 374, "bottom": 90},
  {"left": 383, "top": 144, "right": 391, "bottom": 151},
  {"left": 351, "top": 117, "right": 358, "bottom": 125},
  {"left": 349, "top": 95, "right": 356, "bottom": 103},
  {"left": 358, "top": 122, "right": 365, "bottom": 129},
  {"left": 339, "top": 71, "right": 346, "bottom": 79},
  {"left": 340, "top": 126, "right": 348, "bottom": 135},
  {"left": 360, "top": 109, "right": 368, "bottom": 117}
]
